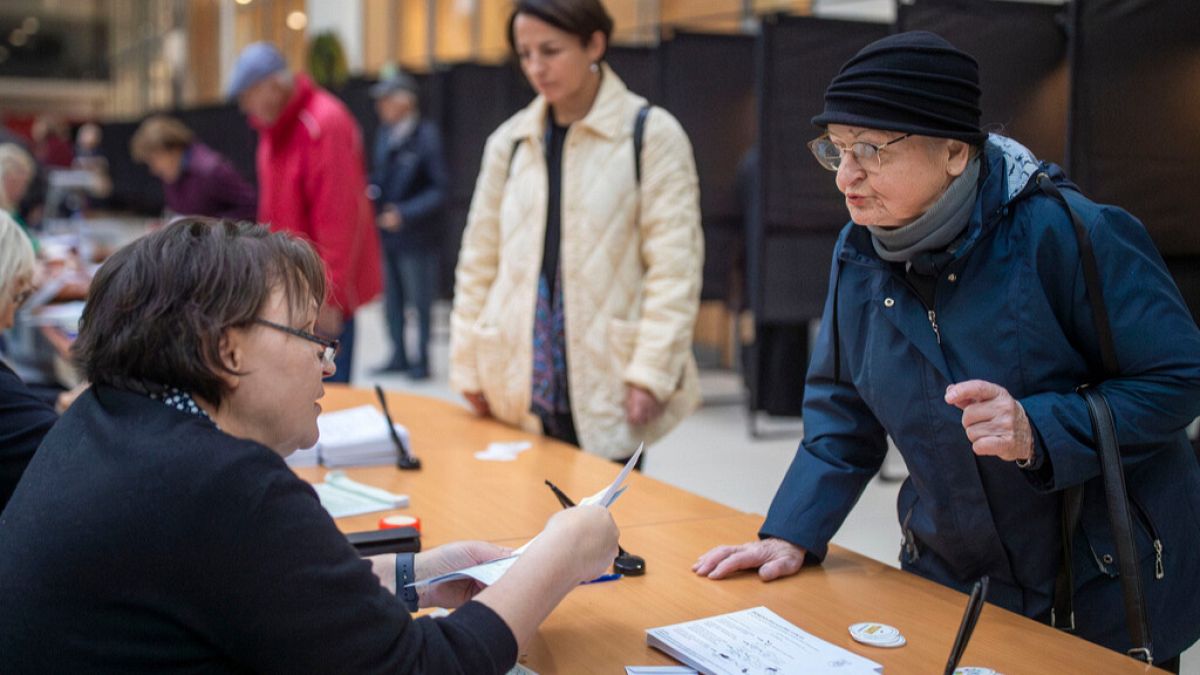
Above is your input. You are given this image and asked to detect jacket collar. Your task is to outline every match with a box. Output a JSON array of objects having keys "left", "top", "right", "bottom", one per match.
[
  {"left": 252, "top": 73, "right": 317, "bottom": 139},
  {"left": 508, "top": 63, "right": 632, "bottom": 143}
]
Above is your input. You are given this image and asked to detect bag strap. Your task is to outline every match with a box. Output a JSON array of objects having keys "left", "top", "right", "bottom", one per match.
[
  {"left": 505, "top": 104, "right": 653, "bottom": 185},
  {"left": 1037, "top": 173, "right": 1153, "bottom": 664}
]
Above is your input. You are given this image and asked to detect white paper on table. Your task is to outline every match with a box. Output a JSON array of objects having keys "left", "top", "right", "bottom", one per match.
[
  {"left": 474, "top": 441, "right": 532, "bottom": 462},
  {"left": 646, "top": 606, "right": 882, "bottom": 675},
  {"left": 506, "top": 665, "right": 539, "bottom": 675},
  {"left": 409, "top": 446, "right": 642, "bottom": 590},
  {"left": 312, "top": 471, "right": 409, "bottom": 518},
  {"left": 626, "top": 667, "right": 699, "bottom": 674}
]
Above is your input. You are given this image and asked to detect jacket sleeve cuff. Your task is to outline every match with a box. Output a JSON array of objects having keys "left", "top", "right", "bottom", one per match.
[
  {"left": 622, "top": 361, "right": 678, "bottom": 402},
  {"left": 757, "top": 527, "right": 828, "bottom": 565},
  {"left": 1020, "top": 391, "right": 1097, "bottom": 491},
  {"left": 433, "top": 600, "right": 519, "bottom": 674}
]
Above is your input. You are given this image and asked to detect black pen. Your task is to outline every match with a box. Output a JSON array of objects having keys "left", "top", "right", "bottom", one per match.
[
  {"left": 944, "top": 576, "right": 988, "bottom": 675},
  {"left": 374, "top": 384, "right": 421, "bottom": 470},
  {"left": 544, "top": 480, "right": 645, "bottom": 576}
]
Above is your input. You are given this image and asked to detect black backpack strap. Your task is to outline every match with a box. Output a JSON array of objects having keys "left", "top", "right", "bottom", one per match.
[
  {"left": 633, "top": 104, "right": 651, "bottom": 185},
  {"left": 1038, "top": 173, "right": 1153, "bottom": 664},
  {"left": 505, "top": 138, "right": 523, "bottom": 182}
]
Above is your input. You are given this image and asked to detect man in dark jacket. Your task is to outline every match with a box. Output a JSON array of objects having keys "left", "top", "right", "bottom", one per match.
[{"left": 369, "top": 72, "right": 449, "bottom": 380}]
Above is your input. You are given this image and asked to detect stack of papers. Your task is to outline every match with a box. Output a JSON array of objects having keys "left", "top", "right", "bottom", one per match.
[
  {"left": 304, "top": 405, "right": 411, "bottom": 467},
  {"left": 312, "top": 471, "right": 409, "bottom": 518},
  {"left": 646, "top": 607, "right": 882, "bottom": 675}
]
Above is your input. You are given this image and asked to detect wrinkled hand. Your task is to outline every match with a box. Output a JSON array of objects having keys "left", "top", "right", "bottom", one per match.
[
  {"left": 463, "top": 391, "right": 490, "bottom": 417},
  {"left": 532, "top": 505, "right": 620, "bottom": 585},
  {"left": 378, "top": 206, "right": 403, "bottom": 232},
  {"left": 625, "top": 384, "right": 663, "bottom": 426},
  {"left": 315, "top": 305, "right": 344, "bottom": 339},
  {"left": 415, "top": 541, "right": 513, "bottom": 609},
  {"left": 692, "top": 538, "right": 807, "bottom": 581},
  {"left": 944, "top": 380, "right": 1034, "bottom": 462}
]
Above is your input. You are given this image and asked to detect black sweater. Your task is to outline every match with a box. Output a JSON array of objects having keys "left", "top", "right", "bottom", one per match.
[
  {"left": 0, "top": 360, "right": 56, "bottom": 513},
  {"left": 0, "top": 385, "right": 517, "bottom": 673}
]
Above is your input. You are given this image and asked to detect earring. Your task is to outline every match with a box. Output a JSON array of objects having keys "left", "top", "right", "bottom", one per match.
[{"left": 590, "top": 62, "right": 599, "bottom": 73}]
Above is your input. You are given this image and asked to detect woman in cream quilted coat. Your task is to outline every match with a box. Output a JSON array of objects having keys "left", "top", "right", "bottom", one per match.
[{"left": 450, "top": 0, "right": 703, "bottom": 461}]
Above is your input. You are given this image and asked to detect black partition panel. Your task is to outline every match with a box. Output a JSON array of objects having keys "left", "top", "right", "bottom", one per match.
[
  {"left": 898, "top": 0, "right": 1069, "bottom": 166},
  {"left": 661, "top": 32, "right": 757, "bottom": 302},
  {"left": 606, "top": 45, "right": 663, "bottom": 104},
  {"left": 754, "top": 15, "right": 889, "bottom": 321},
  {"left": 1070, "top": 0, "right": 1200, "bottom": 257}
]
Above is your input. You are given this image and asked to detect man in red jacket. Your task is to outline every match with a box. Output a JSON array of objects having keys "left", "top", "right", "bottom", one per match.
[{"left": 228, "top": 42, "right": 382, "bottom": 383}]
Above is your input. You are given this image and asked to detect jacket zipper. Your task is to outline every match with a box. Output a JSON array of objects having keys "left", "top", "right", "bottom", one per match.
[
  {"left": 893, "top": 272, "right": 943, "bottom": 345},
  {"left": 927, "top": 310, "right": 942, "bottom": 345},
  {"left": 1130, "top": 497, "right": 1165, "bottom": 580}
]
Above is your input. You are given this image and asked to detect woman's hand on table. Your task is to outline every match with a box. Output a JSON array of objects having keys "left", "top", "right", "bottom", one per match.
[
  {"left": 693, "top": 537, "right": 807, "bottom": 581},
  {"left": 625, "top": 384, "right": 663, "bottom": 426},
  {"left": 944, "top": 380, "right": 1034, "bottom": 463},
  {"left": 462, "top": 391, "right": 491, "bottom": 417},
  {"left": 415, "top": 541, "right": 513, "bottom": 609}
]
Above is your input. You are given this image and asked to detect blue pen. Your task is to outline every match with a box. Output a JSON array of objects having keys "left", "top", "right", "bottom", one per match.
[{"left": 583, "top": 573, "right": 623, "bottom": 584}]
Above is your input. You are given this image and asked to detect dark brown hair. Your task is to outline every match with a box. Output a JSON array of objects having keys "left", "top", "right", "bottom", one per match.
[
  {"left": 129, "top": 115, "right": 195, "bottom": 163},
  {"left": 507, "top": 0, "right": 613, "bottom": 57},
  {"left": 74, "top": 217, "right": 326, "bottom": 405}
]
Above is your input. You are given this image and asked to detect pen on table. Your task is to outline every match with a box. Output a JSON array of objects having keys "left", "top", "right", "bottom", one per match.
[
  {"left": 582, "top": 573, "right": 623, "bottom": 584},
  {"left": 544, "top": 480, "right": 646, "bottom": 576},
  {"left": 374, "top": 384, "right": 421, "bottom": 470},
  {"left": 943, "top": 575, "right": 988, "bottom": 675}
]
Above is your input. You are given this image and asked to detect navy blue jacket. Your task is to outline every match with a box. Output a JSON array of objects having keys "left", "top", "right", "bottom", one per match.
[
  {"left": 0, "top": 361, "right": 55, "bottom": 513},
  {"left": 370, "top": 119, "right": 449, "bottom": 251},
  {"left": 0, "top": 385, "right": 517, "bottom": 673},
  {"left": 761, "top": 136, "right": 1200, "bottom": 659}
]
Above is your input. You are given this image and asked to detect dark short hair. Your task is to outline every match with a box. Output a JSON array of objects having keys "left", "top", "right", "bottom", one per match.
[
  {"left": 507, "top": 0, "right": 613, "bottom": 57},
  {"left": 130, "top": 115, "right": 195, "bottom": 163},
  {"left": 74, "top": 218, "right": 326, "bottom": 405}
]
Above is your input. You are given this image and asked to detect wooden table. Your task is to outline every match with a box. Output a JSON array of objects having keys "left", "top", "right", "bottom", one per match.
[{"left": 307, "top": 385, "right": 1166, "bottom": 674}]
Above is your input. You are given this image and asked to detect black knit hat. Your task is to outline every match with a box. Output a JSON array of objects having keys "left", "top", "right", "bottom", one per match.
[{"left": 812, "top": 31, "right": 986, "bottom": 144}]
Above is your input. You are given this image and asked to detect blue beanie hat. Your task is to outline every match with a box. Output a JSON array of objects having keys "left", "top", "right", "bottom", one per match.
[
  {"left": 227, "top": 42, "right": 288, "bottom": 99},
  {"left": 812, "top": 31, "right": 986, "bottom": 145}
]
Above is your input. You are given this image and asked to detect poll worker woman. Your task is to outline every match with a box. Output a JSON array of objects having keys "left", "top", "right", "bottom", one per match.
[
  {"left": 130, "top": 115, "right": 258, "bottom": 220},
  {"left": 693, "top": 32, "right": 1200, "bottom": 669},
  {"left": 0, "top": 211, "right": 57, "bottom": 513},
  {"left": 0, "top": 218, "right": 619, "bottom": 673},
  {"left": 449, "top": 0, "right": 703, "bottom": 461}
]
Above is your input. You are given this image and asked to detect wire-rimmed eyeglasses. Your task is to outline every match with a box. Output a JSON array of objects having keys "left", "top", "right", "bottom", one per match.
[
  {"left": 253, "top": 318, "right": 340, "bottom": 368},
  {"left": 807, "top": 132, "right": 914, "bottom": 173}
]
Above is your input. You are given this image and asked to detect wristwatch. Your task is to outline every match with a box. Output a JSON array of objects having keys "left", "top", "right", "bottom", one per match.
[{"left": 395, "top": 552, "right": 420, "bottom": 612}]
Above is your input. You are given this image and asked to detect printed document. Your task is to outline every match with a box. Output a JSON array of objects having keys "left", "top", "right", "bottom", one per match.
[{"left": 646, "top": 606, "right": 882, "bottom": 675}]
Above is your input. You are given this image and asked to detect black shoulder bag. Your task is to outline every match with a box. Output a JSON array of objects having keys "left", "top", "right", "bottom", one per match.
[{"left": 1038, "top": 173, "right": 1155, "bottom": 666}]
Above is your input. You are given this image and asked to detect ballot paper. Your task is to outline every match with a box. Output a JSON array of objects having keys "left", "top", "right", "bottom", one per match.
[
  {"left": 409, "top": 444, "right": 642, "bottom": 590},
  {"left": 646, "top": 606, "right": 882, "bottom": 675},
  {"left": 626, "top": 667, "right": 699, "bottom": 674},
  {"left": 474, "top": 441, "right": 533, "bottom": 461},
  {"left": 313, "top": 471, "right": 409, "bottom": 518},
  {"left": 305, "top": 405, "right": 411, "bottom": 467}
]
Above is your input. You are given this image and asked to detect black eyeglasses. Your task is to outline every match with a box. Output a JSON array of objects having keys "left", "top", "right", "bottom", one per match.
[
  {"left": 253, "top": 318, "right": 339, "bottom": 368},
  {"left": 807, "top": 132, "right": 914, "bottom": 173}
]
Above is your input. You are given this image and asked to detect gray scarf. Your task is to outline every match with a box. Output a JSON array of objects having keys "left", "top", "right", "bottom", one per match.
[{"left": 869, "top": 155, "right": 981, "bottom": 263}]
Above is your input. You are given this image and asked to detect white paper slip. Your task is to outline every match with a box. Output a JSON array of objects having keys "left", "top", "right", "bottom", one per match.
[
  {"left": 409, "top": 447, "right": 643, "bottom": 590},
  {"left": 506, "top": 665, "right": 539, "bottom": 675},
  {"left": 646, "top": 606, "right": 882, "bottom": 675},
  {"left": 626, "top": 667, "right": 699, "bottom": 674},
  {"left": 313, "top": 471, "right": 409, "bottom": 518},
  {"left": 474, "top": 441, "right": 532, "bottom": 462}
]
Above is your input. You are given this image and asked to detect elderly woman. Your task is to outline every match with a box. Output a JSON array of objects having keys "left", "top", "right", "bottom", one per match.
[
  {"left": 451, "top": 0, "right": 703, "bottom": 462},
  {"left": 695, "top": 32, "right": 1200, "bottom": 669},
  {"left": 130, "top": 115, "right": 257, "bottom": 220},
  {"left": 0, "top": 211, "right": 57, "bottom": 512},
  {"left": 0, "top": 218, "right": 618, "bottom": 673}
]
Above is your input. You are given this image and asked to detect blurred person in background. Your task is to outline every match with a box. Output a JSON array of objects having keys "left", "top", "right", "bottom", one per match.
[
  {"left": 130, "top": 115, "right": 256, "bottom": 221},
  {"left": 228, "top": 42, "right": 381, "bottom": 384},
  {"left": 30, "top": 116, "right": 72, "bottom": 169},
  {"left": 369, "top": 70, "right": 448, "bottom": 380},
  {"left": 0, "top": 143, "right": 36, "bottom": 237},
  {"left": 71, "top": 122, "right": 112, "bottom": 203},
  {"left": 0, "top": 211, "right": 58, "bottom": 513},
  {"left": 450, "top": 0, "right": 703, "bottom": 462}
]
